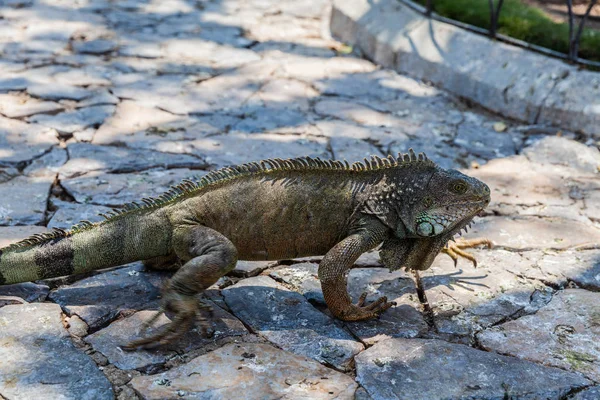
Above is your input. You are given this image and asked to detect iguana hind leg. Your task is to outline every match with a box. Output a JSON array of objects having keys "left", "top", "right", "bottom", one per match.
[
  {"left": 124, "top": 225, "right": 237, "bottom": 350},
  {"left": 442, "top": 237, "right": 493, "bottom": 267}
]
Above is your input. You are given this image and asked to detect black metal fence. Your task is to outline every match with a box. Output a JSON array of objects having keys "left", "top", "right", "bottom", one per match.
[{"left": 400, "top": 0, "right": 600, "bottom": 68}]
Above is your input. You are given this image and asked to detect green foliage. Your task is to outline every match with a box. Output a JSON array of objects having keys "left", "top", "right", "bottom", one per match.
[{"left": 416, "top": 0, "right": 600, "bottom": 62}]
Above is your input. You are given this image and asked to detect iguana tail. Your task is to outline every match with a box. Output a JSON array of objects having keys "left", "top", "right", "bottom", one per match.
[{"left": 0, "top": 208, "right": 173, "bottom": 285}]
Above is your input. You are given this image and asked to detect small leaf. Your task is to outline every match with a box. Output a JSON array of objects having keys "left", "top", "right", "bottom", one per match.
[
  {"left": 493, "top": 122, "right": 507, "bottom": 132},
  {"left": 337, "top": 44, "right": 353, "bottom": 54}
]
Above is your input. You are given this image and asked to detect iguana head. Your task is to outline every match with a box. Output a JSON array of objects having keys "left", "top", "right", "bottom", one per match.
[
  {"left": 364, "top": 152, "right": 490, "bottom": 272},
  {"left": 400, "top": 167, "right": 490, "bottom": 239}
]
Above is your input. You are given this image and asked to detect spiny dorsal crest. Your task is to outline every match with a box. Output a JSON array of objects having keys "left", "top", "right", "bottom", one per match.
[{"left": 2, "top": 149, "right": 433, "bottom": 251}]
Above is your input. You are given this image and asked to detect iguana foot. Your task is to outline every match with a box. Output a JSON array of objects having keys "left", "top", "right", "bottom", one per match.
[
  {"left": 338, "top": 293, "right": 396, "bottom": 321},
  {"left": 442, "top": 237, "right": 493, "bottom": 268},
  {"left": 122, "top": 289, "right": 213, "bottom": 351}
]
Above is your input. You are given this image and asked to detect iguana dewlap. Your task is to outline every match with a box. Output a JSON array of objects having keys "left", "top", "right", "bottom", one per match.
[{"left": 0, "top": 150, "right": 490, "bottom": 348}]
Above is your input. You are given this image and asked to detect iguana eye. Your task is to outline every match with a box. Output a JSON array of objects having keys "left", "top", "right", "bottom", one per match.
[{"left": 449, "top": 179, "right": 468, "bottom": 194}]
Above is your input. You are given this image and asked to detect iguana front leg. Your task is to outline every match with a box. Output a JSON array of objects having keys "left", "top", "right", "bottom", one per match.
[
  {"left": 319, "top": 219, "right": 395, "bottom": 321},
  {"left": 124, "top": 225, "right": 237, "bottom": 350},
  {"left": 442, "top": 237, "right": 493, "bottom": 267}
]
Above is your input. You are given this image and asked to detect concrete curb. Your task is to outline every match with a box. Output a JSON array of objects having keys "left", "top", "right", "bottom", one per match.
[{"left": 330, "top": 0, "right": 600, "bottom": 138}]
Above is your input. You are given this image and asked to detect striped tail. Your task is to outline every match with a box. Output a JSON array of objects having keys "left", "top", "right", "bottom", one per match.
[{"left": 0, "top": 209, "right": 173, "bottom": 285}]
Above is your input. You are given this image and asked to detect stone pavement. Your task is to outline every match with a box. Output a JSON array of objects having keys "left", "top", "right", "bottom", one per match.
[{"left": 0, "top": 0, "right": 599, "bottom": 399}]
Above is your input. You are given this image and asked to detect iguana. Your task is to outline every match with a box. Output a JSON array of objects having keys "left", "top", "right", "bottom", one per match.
[{"left": 0, "top": 150, "right": 491, "bottom": 348}]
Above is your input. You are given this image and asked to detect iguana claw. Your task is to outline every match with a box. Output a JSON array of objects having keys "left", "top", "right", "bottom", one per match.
[
  {"left": 441, "top": 237, "right": 493, "bottom": 268},
  {"left": 122, "top": 289, "right": 214, "bottom": 351}
]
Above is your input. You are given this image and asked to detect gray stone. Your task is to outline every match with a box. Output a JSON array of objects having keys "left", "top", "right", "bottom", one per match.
[
  {"left": 571, "top": 386, "right": 600, "bottom": 400},
  {"left": 517, "top": 249, "right": 600, "bottom": 291},
  {"left": 0, "top": 93, "right": 63, "bottom": 118},
  {"left": 29, "top": 105, "right": 115, "bottom": 136},
  {"left": 329, "top": 137, "right": 383, "bottom": 162},
  {"left": 86, "top": 307, "right": 247, "bottom": 370},
  {"left": 0, "top": 116, "right": 59, "bottom": 163},
  {"left": 478, "top": 289, "right": 600, "bottom": 382},
  {"left": 269, "top": 262, "right": 324, "bottom": 303},
  {"left": 61, "top": 168, "right": 204, "bottom": 206},
  {"left": 66, "top": 314, "right": 89, "bottom": 337},
  {"left": 23, "top": 146, "right": 68, "bottom": 177},
  {"left": 314, "top": 69, "right": 404, "bottom": 101},
  {"left": 0, "top": 225, "right": 49, "bottom": 248},
  {"left": 129, "top": 343, "right": 357, "bottom": 399},
  {"left": 0, "top": 175, "right": 53, "bottom": 226},
  {"left": 420, "top": 248, "right": 551, "bottom": 337},
  {"left": 539, "top": 69, "right": 600, "bottom": 139},
  {"left": 355, "top": 338, "right": 590, "bottom": 400},
  {"left": 0, "top": 76, "right": 28, "bottom": 92},
  {"left": 73, "top": 39, "right": 117, "bottom": 54},
  {"left": 0, "top": 303, "right": 113, "bottom": 400},
  {"left": 27, "top": 83, "right": 91, "bottom": 101},
  {"left": 76, "top": 90, "right": 120, "bottom": 108},
  {"left": 190, "top": 133, "right": 329, "bottom": 168},
  {"left": 466, "top": 216, "right": 600, "bottom": 250},
  {"left": 315, "top": 98, "right": 403, "bottom": 128},
  {"left": 92, "top": 101, "right": 183, "bottom": 145},
  {"left": 0, "top": 282, "right": 49, "bottom": 305},
  {"left": 52, "top": 66, "right": 113, "bottom": 87},
  {"left": 49, "top": 264, "right": 167, "bottom": 330},
  {"left": 454, "top": 122, "right": 518, "bottom": 159},
  {"left": 269, "top": 263, "right": 426, "bottom": 344},
  {"left": 60, "top": 143, "right": 205, "bottom": 178},
  {"left": 233, "top": 107, "right": 311, "bottom": 134},
  {"left": 0, "top": 166, "right": 19, "bottom": 184},
  {"left": 222, "top": 275, "right": 364, "bottom": 370},
  {"left": 231, "top": 260, "right": 278, "bottom": 277},
  {"left": 47, "top": 200, "right": 114, "bottom": 230},
  {"left": 523, "top": 136, "right": 600, "bottom": 175}
]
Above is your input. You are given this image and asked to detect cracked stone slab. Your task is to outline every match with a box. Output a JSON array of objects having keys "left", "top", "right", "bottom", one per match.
[
  {"left": 222, "top": 275, "right": 364, "bottom": 370},
  {"left": 129, "top": 342, "right": 357, "bottom": 399},
  {"left": 513, "top": 249, "right": 600, "bottom": 291},
  {"left": 28, "top": 105, "right": 115, "bottom": 136},
  {"left": 27, "top": 83, "right": 92, "bottom": 101},
  {"left": 466, "top": 216, "right": 600, "bottom": 250},
  {"left": 60, "top": 143, "right": 205, "bottom": 179},
  {"left": 0, "top": 175, "right": 53, "bottom": 226},
  {"left": 85, "top": 307, "right": 247, "bottom": 370},
  {"left": 453, "top": 121, "right": 519, "bottom": 160},
  {"left": 47, "top": 200, "right": 114, "bottom": 230},
  {"left": 0, "top": 303, "right": 113, "bottom": 400},
  {"left": 0, "top": 116, "right": 59, "bottom": 164},
  {"left": 523, "top": 136, "right": 600, "bottom": 175},
  {"left": 0, "top": 282, "right": 49, "bottom": 306},
  {"left": 355, "top": 338, "right": 590, "bottom": 400},
  {"left": 478, "top": 289, "right": 600, "bottom": 382},
  {"left": 189, "top": 132, "right": 330, "bottom": 168},
  {"left": 572, "top": 386, "right": 600, "bottom": 400},
  {"left": 231, "top": 260, "right": 278, "bottom": 278},
  {"left": 421, "top": 248, "right": 551, "bottom": 337},
  {"left": 61, "top": 168, "right": 204, "bottom": 207},
  {"left": 0, "top": 93, "right": 64, "bottom": 118},
  {"left": 48, "top": 264, "right": 168, "bottom": 330},
  {"left": 23, "top": 146, "right": 67, "bottom": 177},
  {"left": 0, "top": 226, "right": 49, "bottom": 248},
  {"left": 73, "top": 39, "right": 118, "bottom": 55},
  {"left": 329, "top": 137, "right": 383, "bottom": 162},
  {"left": 269, "top": 263, "right": 426, "bottom": 344},
  {"left": 469, "top": 155, "right": 590, "bottom": 222}
]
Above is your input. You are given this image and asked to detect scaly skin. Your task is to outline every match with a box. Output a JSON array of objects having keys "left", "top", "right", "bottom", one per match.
[{"left": 0, "top": 151, "right": 491, "bottom": 349}]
